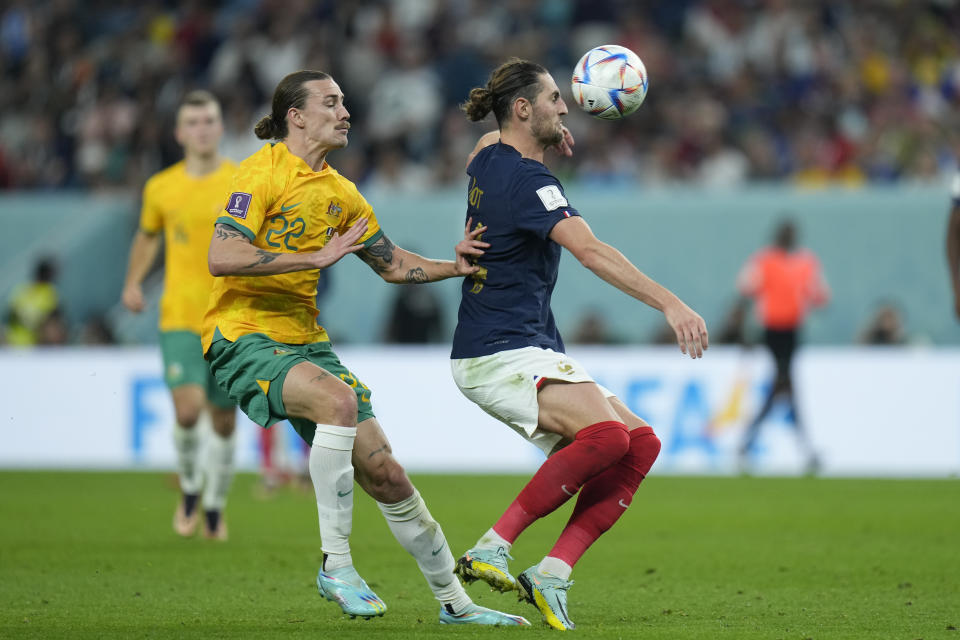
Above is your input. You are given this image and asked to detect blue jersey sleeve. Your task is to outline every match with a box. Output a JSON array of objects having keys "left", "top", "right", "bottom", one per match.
[{"left": 511, "top": 170, "right": 581, "bottom": 239}]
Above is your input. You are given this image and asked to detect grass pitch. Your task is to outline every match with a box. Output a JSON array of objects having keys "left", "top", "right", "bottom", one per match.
[{"left": 0, "top": 472, "right": 957, "bottom": 639}]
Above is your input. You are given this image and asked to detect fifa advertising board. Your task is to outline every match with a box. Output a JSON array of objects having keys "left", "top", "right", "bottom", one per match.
[{"left": 1, "top": 346, "right": 958, "bottom": 476}]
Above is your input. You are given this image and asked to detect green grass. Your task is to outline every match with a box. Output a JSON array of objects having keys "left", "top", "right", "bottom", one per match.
[{"left": 0, "top": 472, "right": 957, "bottom": 639}]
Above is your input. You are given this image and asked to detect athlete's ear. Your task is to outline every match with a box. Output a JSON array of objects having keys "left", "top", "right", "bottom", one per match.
[
  {"left": 287, "top": 107, "right": 304, "bottom": 130},
  {"left": 513, "top": 97, "right": 530, "bottom": 122}
]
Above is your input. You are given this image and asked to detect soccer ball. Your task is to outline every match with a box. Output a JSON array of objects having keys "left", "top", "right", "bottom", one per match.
[{"left": 571, "top": 45, "right": 648, "bottom": 120}]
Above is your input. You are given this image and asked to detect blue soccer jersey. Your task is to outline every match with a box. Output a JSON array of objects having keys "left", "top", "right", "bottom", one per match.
[{"left": 451, "top": 143, "right": 582, "bottom": 359}]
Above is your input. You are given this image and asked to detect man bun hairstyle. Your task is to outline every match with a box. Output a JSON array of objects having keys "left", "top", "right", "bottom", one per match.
[
  {"left": 461, "top": 58, "right": 547, "bottom": 126},
  {"left": 255, "top": 69, "right": 331, "bottom": 140}
]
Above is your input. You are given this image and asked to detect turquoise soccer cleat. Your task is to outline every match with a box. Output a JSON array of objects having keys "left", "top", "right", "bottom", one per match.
[
  {"left": 316, "top": 566, "right": 387, "bottom": 619},
  {"left": 517, "top": 566, "right": 576, "bottom": 631},
  {"left": 454, "top": 546, "right": 517, "bottom": 592},
  {"left": 438, "top": 603, "right": 530, "bottom": 626}
]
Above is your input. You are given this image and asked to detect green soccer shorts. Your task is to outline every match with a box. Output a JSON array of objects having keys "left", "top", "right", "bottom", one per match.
[
  {"left": 159, "top": 330, "right": 234, "bottom": 408},
  {"left": 205, "top": 329, "right": 375, "bottom": 445}
]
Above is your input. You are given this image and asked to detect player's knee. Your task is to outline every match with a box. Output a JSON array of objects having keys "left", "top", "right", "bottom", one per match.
[
  {"left": 304, "top": 386, "right": 357, "bottom": 426},
  {"left": 175, "top": 407, "right": 202, "bottom": 428},
  {"left": 576, "top": 421, "right": 631, "bottom": 462},
  {"left": 630, "top": 430, "right": 661, "bottom": 476},
  {"left": 211, "top": 417, "right": 235, "bottom": 437}
]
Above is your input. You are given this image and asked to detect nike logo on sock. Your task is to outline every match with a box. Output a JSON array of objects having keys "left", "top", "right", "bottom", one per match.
[
  {"left": 561, "top": 484, "right": 577, "bottom": 497},
  {"left": 337, "top": 489, "right": 353, "bottom": 497},
  {"left": 431, "top": 542, "right": 445, "bottom": 556},
  {"left": 618, "top": 499, "right": 630, "bottom": 509}
]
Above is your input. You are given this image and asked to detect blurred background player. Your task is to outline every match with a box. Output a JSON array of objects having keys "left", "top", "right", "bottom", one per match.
[
  {"left": 946, "top": 168, "right": 960, "bottom": 320},
  {"left": 4, "top": 257, "right": 61, "bottom": 346},
  {"left": 121, "top": 90, "right": 238, "bottom": 540},
  {"left": 450, "top": 59, "right": 708, "bottom": 630},
  {"left": 202, "top": 69, "right": 527, "bottom": 626},
  {"left": 736, "top": 219, "right": 829, "bottom": 474}
]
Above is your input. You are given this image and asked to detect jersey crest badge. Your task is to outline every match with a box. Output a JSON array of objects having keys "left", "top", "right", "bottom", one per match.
[
  {"left": 226, "top": 192, "right": 252, "bottom": 219},
  {"left": 327, "top": 201, "right": 342, "bottom": 217}
]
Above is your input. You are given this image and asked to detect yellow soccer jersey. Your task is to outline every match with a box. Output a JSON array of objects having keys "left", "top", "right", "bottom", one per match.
[
  {"left": 201, "top": 142, "right": 382, "bottom": 351},
  {"left": 140, "top": 159, "right": 238, "bottom": 332}
]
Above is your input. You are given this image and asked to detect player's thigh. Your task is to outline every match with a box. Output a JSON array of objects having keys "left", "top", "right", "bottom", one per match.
[
  {"left": 537, "top": 380, "right": 622, "bottom": 440},
  {"left": 606, "top": 395, "right": 650, "bottom": 431},
  {"left": 171, "top": 384, "right": 205, "bottom": 426},
  {"left": 281, "top": 361, "right": 358, "bottom": 426},
  {"left": 352, "top": 416, "right": 413, "bottom": 502}
]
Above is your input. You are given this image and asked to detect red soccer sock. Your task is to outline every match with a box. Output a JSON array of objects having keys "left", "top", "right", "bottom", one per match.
[
  {"left": 492, "top": 421, "right": 630, "bottom": 542},
  {"left": 548, "top": 427, "right": 662, "bottom": 567}
]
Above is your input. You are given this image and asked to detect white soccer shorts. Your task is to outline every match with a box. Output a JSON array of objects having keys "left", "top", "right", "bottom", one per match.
[{"left": 451, "top": 346, "right": 615, "bottom": 456}]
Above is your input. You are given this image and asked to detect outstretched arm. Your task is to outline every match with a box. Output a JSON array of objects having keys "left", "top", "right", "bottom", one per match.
[
  {"left": 357, "top": 219, "right": 488, "bottom": 284},
  {"left": 550, "top": 216, "right": 708, "bottom": 358},
  {"left": 208, "top": 219, "right": 368, "bottom": 276}
]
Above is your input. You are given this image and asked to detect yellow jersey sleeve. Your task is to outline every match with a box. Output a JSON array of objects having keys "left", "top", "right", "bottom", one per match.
[
  {"left": 139, "top": 176, "right": 164, "bottom": 234},
  {"left": 216, "top": 146, "right": 278, "bottom": 241},
  {"left": 345, "top": 184, "right": 382, "bottom": 247}
]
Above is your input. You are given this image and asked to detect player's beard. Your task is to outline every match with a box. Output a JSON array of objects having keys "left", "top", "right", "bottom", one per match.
[{"left": 532, "top": 114, "right": 563, "bottom": 149}]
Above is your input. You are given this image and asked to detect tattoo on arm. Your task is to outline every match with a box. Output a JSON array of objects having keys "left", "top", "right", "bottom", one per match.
[
  {"left": 367, "top": 444, "right": 390, "bottom": 459},
  {"left": 311, "top": 371, "right": 330, "bottom": 383},
  {"left": 214, "top": 223, "right": 248, "bottom": 241},
  {"left": 357, "top": 235, "right": 397, "bottom": 274},
  {"left": 243, "top": 249, "right": 280, "bottom": 269},
  {"left": 403, "top": 267, "right": 429, "bottom": 283}
]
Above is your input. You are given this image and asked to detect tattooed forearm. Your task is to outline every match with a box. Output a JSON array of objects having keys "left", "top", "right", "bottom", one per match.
[
  {"left": 214, "top": 223, "right": 247, "bottom": 240},
  {"left": 357, "top": 235, "right": 397, "bottom": 273},
  {"left": 403, "top": 267, "right": 429, "bottom": 283},
  {"left": 243, "top": 249, "right": 280, "bottom": 269}
]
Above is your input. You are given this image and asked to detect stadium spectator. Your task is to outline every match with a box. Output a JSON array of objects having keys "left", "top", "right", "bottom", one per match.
[
  {"left": 4, "top": 257, "right": 61, "bottom": 347},
  {"left": 2, "top": 1, "right": 959, "bottom": 192},
  {"left": 569, "top": 309, "right": 619, "bottom": 345},
  {"left": 857, "top": 301, "right": 907, "bottom": 345},
  {"left": 121, "top": 90, "right": 238, "bottom": 541},
  {"left": 202, "top": 69, "right": 527, "bottom": 626},
  {"left": 450, "top": 58, "right": 706, "bottom": 630},
  {"left": 736, "top": 218, "right": 829, "bottom": 474},
  {"left": 383, "top": 283, "right": 446, "bottom": 344}
]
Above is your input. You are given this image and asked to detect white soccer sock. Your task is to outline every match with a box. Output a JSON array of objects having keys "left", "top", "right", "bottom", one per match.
[
  {"left": 310, "top": 424, "right": 357, "bottom": 571},
  {"left": 201, "top": 428, "right": 236, "bottom": 512},
  {"left": 173, "top": 421, "right": 202, "bottom": 495},
  {"left": 378, "top": 490, "right": 472, "bottom": 612},
  {"left": 476, "top": 527, "right": 512, "bottom": 553},
  {"left": 538, "top": 556, "right": 573, "bottom": 580}
]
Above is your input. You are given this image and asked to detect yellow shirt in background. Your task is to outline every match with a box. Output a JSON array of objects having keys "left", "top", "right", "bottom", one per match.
[
  {"left": 201, "top": 142, "right": 382, "bottom": 352},
  {"left": 140, "top": 159, "right": 238, "bottom": 333}
]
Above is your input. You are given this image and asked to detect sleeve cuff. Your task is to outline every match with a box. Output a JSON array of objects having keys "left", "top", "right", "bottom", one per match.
[
  {"left": 362, "top": 228, "right": 384, "bottom": 248},
  {"left": 215, "top": 216, "right": 256, "bottom": 242}
]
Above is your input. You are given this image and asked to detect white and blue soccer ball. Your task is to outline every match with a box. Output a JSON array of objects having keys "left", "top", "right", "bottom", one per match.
[{"left": 571, "top": 45, "right": 648, "bottom": 120}]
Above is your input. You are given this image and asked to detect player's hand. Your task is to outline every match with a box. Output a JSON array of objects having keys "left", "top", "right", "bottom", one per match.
[
  {"left": 122, "top": 284, "right": 145, "bottom": 313},
  {"left": 314, "top": 218, "right": 368, "bottom": 269},
  {"left": 549, "top": 125, "right": 575, "bottom": 157},
  {"left": 664, "top": 299, "right": 709, "bottom": 359},
  {"left": 454, "top": 217, "right": 489, "bottom": 276}
]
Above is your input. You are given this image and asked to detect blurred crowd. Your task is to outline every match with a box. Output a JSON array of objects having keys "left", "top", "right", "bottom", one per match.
[{"left": 2, "top": 0, "right": 959, "bottom": 193}]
